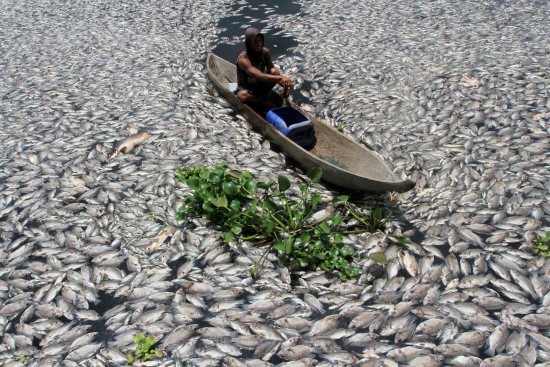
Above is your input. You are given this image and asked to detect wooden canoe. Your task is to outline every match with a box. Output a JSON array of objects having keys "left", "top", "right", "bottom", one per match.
[{"left": 206, "top": 51, "right": 415, "bottom": 193}]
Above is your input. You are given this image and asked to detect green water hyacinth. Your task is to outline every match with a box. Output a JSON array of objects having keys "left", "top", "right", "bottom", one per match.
[
  {"left": 127, "top": 334, "right": 163, "bottom": 365},
  {"left": 176, "top": 164, "right": 397, "bottom": 280},
  {"left": 533, "top": 231, "right": 550, "bottom": 257}
]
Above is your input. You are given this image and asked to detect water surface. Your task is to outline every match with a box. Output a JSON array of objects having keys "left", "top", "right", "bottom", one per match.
[{"left": 213, "top": 0, "right": 300, "bottom": 65}]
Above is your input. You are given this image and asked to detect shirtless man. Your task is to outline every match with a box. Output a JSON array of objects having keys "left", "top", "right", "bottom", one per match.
[{"left": 235, "top": 27, "right": 293, "bottom": 111}]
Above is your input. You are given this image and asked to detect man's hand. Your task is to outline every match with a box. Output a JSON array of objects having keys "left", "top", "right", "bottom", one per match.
[
  {"left": 279, "top": 76, "right": 293, "bottom": 89},
  {"left": 282, "top": 85, "right": 290, "bottom": 99}
]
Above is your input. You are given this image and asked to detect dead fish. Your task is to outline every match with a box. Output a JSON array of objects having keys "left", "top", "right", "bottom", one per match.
[
  {"left": 386, "top": 346, "right": 430, "bottom": 362},
  {"left": 277, "top": 345, "right": 315, "bottom": 360},
  {"left": 447, "top": 356, "right": 483, "bottom": 367},
  {"left": 505, "top": 330, "right": 527, "bottom": 355},
  {"left": 480, "top": 354, "right": 520, "bottom": 367},
  {"left": 277, "top": 358, "right": 318, "bottom": 367},
  {"left": 275, "top": 317, "right": 313, "bottom": 332},
  {"left": 407, "top": 354, "right": 444, "bottom": 367},
  {"left": 454, "top": 330, "right": 489, "bottom": 346},
  {"left": 415, "top": 318, "right": 449, "bottom": 335},
  {"left": 65, "top": 342, "right": 103, "bottom": 361},
  {"left": 248, "top": 322, "right": 285, "bottom": 341},
  {"left": 307, "top": 315, "right": 342, "bottom": 336},
  {"left": 433, "top": 343, "right": 477, "bottom": 357},
  {"left": 232, "top": 334, "right": 267, "bottom": 349},
  {"left": 320, "top": 352, "right": 358, "bottom": 364},
  {"left": 500, "top": 311, "right": 538, "bottom": 332},
  {"left": 109, "top": 132, "right": 150, "bottom": 159}
]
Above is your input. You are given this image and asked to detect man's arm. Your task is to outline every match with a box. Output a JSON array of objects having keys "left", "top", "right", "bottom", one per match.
[
  {"left": 265, "top": 50, "right": 276, "bottom": 73},
  {"left": 238, "top": 56, "right": 291, "bottom": 87},
  {"left": 265, "top": 52, "right": 284, "bottom": 79}
]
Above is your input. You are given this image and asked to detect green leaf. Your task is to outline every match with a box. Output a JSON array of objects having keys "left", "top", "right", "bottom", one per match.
[
  {"left": 333, "top": 195, "right": 349, "bottom": 203},
  {"left": 398, "top": 235, "right": 411, "bottom": 245},
  {"left": 307, "top": 167, "right": 322, "bottom": 183},
  {"left": 274, "top": 242, "right": 287, "bottom": 252},
  {"left": 264, "top": 199, "right": 278, "bottom": 212},
  {"left": 212, "top": 195, "right": 228, "bottom": 208},
  {"left": 145, "top": 336, "right": 155, "bottom": 347},
  {"left": 223, "top": 181, "right": 238, "bottom": 195},
  {"left": 227, "top": 169, "right": 242, "bottom": 179},
  {"left": 245, "top": 199, "right": 257, "bottom": 212},
  {"left": 134, "top": 334, "right": 145, "bottom": 344},
  {"left": 339, "top": 259, "right": 349, "bottom": 268},
  {"left": 176, "top": 168, "right": 186, "bottom": 182},
  {"left": 319, "top": 221, "right": 330, "bottom": 234},
  {"left": 250, "top": 265, "right": 260, "bottom": 279},
  {"left": 187, "top": 177, "right": 199, "bottom": 189},
  {"left": 285, "top": 239, "right": 293, "bottom": 253},
  {"left": 231, "top": 226, "right": 242, "bottom": 235},
  {"left": 315, "top": 251, "right": 326, "bottom": 260},
  {"left": 310, "top": 193, "right": 322, "bottom": 209},
  {"left": 244, "top": 180, "right": 257, "bottom": 193},
  {"left": 333, "top": 233, "right": 344, "bottom": 244},
  {"left": 300, "top": 233, "right": 311, "bottom": 243},
  {"left": 229, "top": 199, "right": 241, "bottom": 211},
  {"left": 127, "top": 354, "right": 135, "bottom": 365},
  {"left": 223, "top": 231, "right": 235, "bottom": 242},
  {"left": 339, "top": 246, "right": 353, "bottom": 256},
  {"left": 257, "top": 181, "right": 273, "bottom": 190},
  {"left": 368, "top": 252, "right": 387, "bottom": 264},
  {"left": 201, "top": 202, "right": 213, "bottom": 212},
  {"left": 208, "top": 171, "right": 221, "bottom": 183},
  {"left": 332, "top": 213, "right": 342, "bottom": 226},
  {"left": 299, "top": 258, "right": 309, "bottom": 267},
  {"left": 278, "top": 175, "right": 291, "bottom": 192},
  {"left": 265, "top": 218, "right": 275, "bottom": 231}
]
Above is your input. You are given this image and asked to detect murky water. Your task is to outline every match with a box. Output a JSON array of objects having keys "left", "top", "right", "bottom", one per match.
[{"left": 213, "top": 0, "right": 300, "bottom": 69}]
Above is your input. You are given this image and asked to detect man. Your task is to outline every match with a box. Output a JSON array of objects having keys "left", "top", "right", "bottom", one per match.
[{"left": 236, "top": 27, "right": 293, "bottom": 111}]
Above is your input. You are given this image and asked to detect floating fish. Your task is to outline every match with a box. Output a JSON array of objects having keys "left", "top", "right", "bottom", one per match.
[{"left": 109, "top": 132, "right": 150, "bottom": 160}]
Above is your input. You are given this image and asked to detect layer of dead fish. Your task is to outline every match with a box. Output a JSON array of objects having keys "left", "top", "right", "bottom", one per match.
[{"left": 0, "top": 0, "right": 549, "bottom": 366}]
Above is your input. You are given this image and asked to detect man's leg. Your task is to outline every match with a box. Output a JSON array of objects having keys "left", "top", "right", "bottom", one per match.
[
  {"left": 237, "top": 89, "right": 258, "bottom": 104},
  {"left": 260, "top": 69, "right": 285, "bottom": 105},
  {"left": 237, "top": 89, "right": 275, "bottom": 113}
]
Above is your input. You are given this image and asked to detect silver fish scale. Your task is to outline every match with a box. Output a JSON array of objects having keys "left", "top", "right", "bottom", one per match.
[{"left": 0, "top": 0, "right": 549, "bottom": 366}]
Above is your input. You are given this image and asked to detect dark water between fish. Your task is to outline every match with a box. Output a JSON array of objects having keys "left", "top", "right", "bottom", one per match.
[
  {"left": 213, "top": 0, "right": 300, "bottom": 62},
  {"left": 212, "top": 0, "right": 316, "bottom": 105}
]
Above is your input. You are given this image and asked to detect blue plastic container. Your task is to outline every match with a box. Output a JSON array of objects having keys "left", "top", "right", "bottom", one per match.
[{"left": 266, "top": 107, "right": 315, "bottom": 148}]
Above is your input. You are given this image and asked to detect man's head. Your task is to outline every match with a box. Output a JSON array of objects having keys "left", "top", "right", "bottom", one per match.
[
  {"left": 244, "top": 27, "right": 264, "bottom": 56},
  {"left": 252, "top": 34, "right": 263, "bottom": 53}
]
